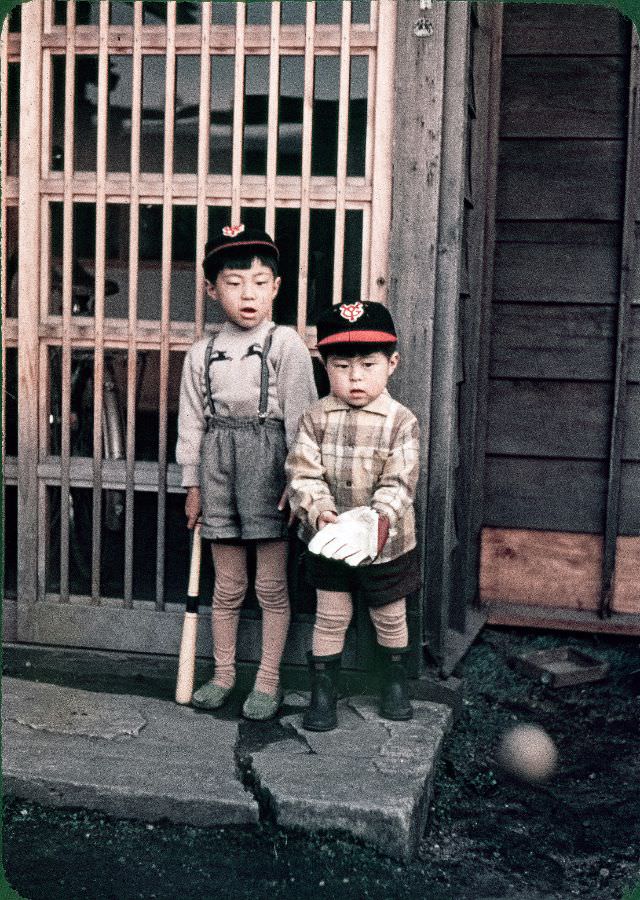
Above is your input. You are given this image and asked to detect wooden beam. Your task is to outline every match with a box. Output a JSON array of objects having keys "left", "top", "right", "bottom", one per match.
[
  {"left": 16, "top": 0, "right": 43, "bottom": 617},
  {"left": 485, "top": 602, "right": 640, "bottom": 637},
  {"left": 387, "top": 0, "right": 447, "bottom": 664},
  {"left": 601, "top": 29, "right": 640, "bottom": 617}
]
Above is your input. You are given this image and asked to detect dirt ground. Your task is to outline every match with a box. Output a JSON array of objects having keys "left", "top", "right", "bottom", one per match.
[{"left": 3, "top": 626, "right": 640, "bottom": 899}]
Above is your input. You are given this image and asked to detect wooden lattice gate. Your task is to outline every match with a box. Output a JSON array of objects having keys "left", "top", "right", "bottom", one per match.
[{"left": 3, "top": 0, "right": 397, "bottom": 666}]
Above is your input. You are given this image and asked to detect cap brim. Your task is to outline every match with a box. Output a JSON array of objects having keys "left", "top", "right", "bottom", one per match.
[{"left": 317, "top": 330, "right": 397, "bottom": 347}]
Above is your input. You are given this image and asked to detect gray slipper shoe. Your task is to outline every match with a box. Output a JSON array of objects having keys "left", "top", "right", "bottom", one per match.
[
  {"left": 242, "top": 687, "right": 283, "bottom": 721},
  {"left": 192, "top": 680, "right": 234, "bottom": 710}
]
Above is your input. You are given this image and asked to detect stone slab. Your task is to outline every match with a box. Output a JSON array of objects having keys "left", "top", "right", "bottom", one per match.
[
  {"left": 247, "top": 696, "right": 453, "bottom": 860},
  {"left": 2, "top": 677, "right": 259, "bottom": 827}
]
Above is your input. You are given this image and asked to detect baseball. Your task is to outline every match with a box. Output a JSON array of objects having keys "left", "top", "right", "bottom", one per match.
[{"left": 498, "top": 724, "right": 558, "bottom": 782}]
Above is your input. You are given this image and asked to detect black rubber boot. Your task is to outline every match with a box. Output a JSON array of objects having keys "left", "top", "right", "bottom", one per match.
[
  {"left": 379, "top": 646, "right": 413, "bottom": 721},
  {"left": 302, "top": 652, "right": 342, "bottom": 732}
]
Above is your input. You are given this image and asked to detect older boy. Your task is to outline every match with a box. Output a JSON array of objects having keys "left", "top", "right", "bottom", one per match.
[{"left": 285, "top": 300, "right": 420, "bottom": 731}]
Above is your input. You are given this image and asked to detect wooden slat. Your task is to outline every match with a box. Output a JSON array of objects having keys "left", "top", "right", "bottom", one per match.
[
  {"left": 59, "top": 0, "right": 77, "bottom": 603},
  {"left": 480, "top": 528, "right": 602, "bottom": 611},
  {"left": 331, "top": 1, "right": 352, "bottom": 304},
  {"left": 497, "top": 139, "right": 625, "bottom": 222},
  {"left": 601, "top": 29, "right": 640, "bottom": 616},
  {"left": 484, "top": 457, "right": 607, "bottom": 534},
  {"left": 1, "top": 17, "right": 8, "bottom": 328},
  {"left": 612, "top": 536, "right": 640, "bottom": 613},
  {"left": 194, "top": 1, "right": 211, "bottom": 335},
  {"left": 489, "top": 304, "right": 618, "bottom": 382},
  {"left": 156, "top": 1, "right": 177, "bottom": 611},
  {"left": 41, "top": 24, "right": 378, "bottom": 53},
  {"left": 40, "top": 172, "right": 373, "bottom": 204},
  {"left": 231, "top": 1, "right": 246, "bottom": 224},
  {"left": 123, "top": 0, "right": 143, "bottom": 609},
  {"left": 501, "top": 4, "right": 628, "bottom": 57},
  {"left": 297, "top": 1, "right": 316, "bottom": 333},
  {"left": 91, "top": 0, "right": 110, "bottom": 604},
  {"left": 494, "top": 222, "right": 622, "bottom": 306},
  {"left": 367, "top": 0, "right": 396, "bottom": 303},
  {"left": 486, "top": 380, "right": 613, "bottom": 461},
  {"left": 485, "top": 602, "right": 640, "bottom": 637},
  {"left": 500, "top": 57, "right": 627, "bottom": 140},
  {"left": 264, "top": 1, "right": 281, "bottom": 237}
]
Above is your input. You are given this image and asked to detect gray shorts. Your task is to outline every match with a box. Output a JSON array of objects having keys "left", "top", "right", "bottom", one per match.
[{"left": 200, "top": 415, "right": 288, "bottom": 542}]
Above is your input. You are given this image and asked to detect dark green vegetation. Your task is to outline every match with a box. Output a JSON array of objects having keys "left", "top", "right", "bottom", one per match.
[{"left": 4, "top": 627, "right": 640, "bottom": 899}]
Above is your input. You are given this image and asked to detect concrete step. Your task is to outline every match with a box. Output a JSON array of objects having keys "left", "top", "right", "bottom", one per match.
[{"left": 2, "top": 676, "right": 452, "bottom": 860}]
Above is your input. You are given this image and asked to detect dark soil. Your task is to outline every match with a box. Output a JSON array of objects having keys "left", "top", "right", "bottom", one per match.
[{"left": 3, "top": 627, "right": 640, "bottom": 899}]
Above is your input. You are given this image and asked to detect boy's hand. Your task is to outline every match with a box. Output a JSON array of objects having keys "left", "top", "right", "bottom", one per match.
[
  {"left": 317, "top": 511, "right": 338, "bottom": 530},
  {"left": 277, "top": 488, "right": 296, "bottom": 527},
  {"left": 185, "top": 486, "right": 201, "bottom": 530}
]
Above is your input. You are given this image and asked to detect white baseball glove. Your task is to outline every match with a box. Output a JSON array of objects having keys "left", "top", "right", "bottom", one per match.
[{"left": 308, "top": 507, "right": 379, "bottom": 567}]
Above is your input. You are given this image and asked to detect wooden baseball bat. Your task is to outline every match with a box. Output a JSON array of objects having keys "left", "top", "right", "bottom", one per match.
[{"left": 175, "top": 523, "right": 202, "bottom": 704}]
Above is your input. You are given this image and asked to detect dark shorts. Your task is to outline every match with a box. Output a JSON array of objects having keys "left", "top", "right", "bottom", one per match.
[{"left": 304, "top": 546, "right": 420, "bottom": 608}]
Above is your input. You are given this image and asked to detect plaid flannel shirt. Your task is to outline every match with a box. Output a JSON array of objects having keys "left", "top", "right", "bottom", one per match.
[{"left": 285, "top": 390, "right": 420, "bottom": 564}]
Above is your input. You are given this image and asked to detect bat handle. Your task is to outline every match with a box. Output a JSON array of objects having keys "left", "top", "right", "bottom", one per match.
[{"left": 175, "top": 524, "right": 201, "bottom": 705}]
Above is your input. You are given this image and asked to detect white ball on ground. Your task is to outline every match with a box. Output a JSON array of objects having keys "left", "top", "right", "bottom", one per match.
[{"left": 498, "top": 724, "right": 558, "bottom": 782}]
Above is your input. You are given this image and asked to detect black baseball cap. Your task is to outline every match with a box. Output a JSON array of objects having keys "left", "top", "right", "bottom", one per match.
[
  {"left": 203, "top": 224, "right": 279, "bottom": 279},
  {"left": 316, "top": 301, "right": 397, "bottom": 348}
]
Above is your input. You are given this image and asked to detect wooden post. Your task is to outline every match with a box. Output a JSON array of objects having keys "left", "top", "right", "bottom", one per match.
[
  {"left": 600, "top": 28, "right": 640, "bottom": 617},
  {"left": 387, "top": 0, "right": 448, "bottom": 667},
  {"left": 16, "top": 0, "right": 43, "bottom": 618}
]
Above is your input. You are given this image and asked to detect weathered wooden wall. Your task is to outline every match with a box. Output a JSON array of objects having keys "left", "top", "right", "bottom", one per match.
[{"left": 481, "top": 4, "right": 640, "bottom": 626}]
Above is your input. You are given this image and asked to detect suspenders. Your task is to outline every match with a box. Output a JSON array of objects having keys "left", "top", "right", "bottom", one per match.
[{"left": 204, "top": 326, "right": 277, "bottom": 422}]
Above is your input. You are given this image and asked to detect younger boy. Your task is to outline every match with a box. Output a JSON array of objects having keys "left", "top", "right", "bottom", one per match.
[{"left": 285, "top": 300, "right": 420, "bottom": 731}]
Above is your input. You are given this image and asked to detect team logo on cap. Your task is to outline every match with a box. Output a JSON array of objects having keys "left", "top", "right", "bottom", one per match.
[
  {"left": 222, "top": 224, "right": 245, "bottom": 237},
  {"left": 339, "top": 302, "right": 364, "bottom": 322}
]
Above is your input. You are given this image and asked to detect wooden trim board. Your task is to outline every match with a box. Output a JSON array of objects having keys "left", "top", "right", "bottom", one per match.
[{"left": 480, "top": 527, "right": 640, "bottom": 616}]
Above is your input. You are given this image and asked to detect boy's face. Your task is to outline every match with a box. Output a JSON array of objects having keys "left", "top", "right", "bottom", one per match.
[
  {"left": 325, "top": 350, "right": 399, "bottom": 408},
  {"left": 206, "top": 258, "right": 281, "bottom": 330}
]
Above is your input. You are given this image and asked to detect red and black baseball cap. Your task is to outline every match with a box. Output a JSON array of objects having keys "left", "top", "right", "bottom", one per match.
[
  {"left": 316, "top": 300, "right": 397, "bottom": 348},
  {"left": 203, "top": 224, "right": 279, "bottom": 280}
]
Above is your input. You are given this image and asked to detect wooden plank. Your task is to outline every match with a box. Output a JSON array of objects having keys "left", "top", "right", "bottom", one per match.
[
  {"left": 367, "top": 0, "right": 396, "bottom": 303},
  {"left": 620, "top": 462, "right": 640, "bottom": 534},
  {"left": 485, "top": 601, "right": 640, "bottom": 637},
  {"left": 494, "top": 222, "right": 621, "bottom": 306},
  {"left": 483, "top": 457, "right": 607, "bottom": 533},
  {"left": 460, "top": 2, "right": 504, "bottom": 620},
  {"left": 16, "top": 1, "right": 43, "bottom": 615},
  {"left": 496, "top": 139, "right": 625, "bottom": 222},
  {"left": 501, "top": 4, "right": 628, "bottom": 56},
  {"left": 612, "top": 536, "right": 640, "bottom": 613},
  {"left": 489, "top": 304, "right": 617, "bottom": 381},
  {"left": 601, "top": 29, "right": 640, "bottom": 616},
  {"left": 423, "top": 0, "right": 469, "bottom": 650},
  {"left": 479, "top": 527, "right": 602, "bottom": 611},
  {"left": 486, "top": 380, "right": 612, "bottom": 460},
  {"left": 500, "top": 57, "right": 627, "bottom": 139},
  {"left": 387, "top": 0, "right": 447, "bottom": 661}
]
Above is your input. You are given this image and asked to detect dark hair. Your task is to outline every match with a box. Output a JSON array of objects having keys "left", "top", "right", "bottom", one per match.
[
  {"left": 203, "top": 252, "right": 279, "bottom": 284},
  {"left": 319, "top": 341, "right": 398, "bottom": 364}
]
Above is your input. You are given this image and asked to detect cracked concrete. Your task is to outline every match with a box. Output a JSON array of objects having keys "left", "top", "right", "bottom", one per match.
[{"left": 3, "top": 677, "right": 451, "bottom": 859}]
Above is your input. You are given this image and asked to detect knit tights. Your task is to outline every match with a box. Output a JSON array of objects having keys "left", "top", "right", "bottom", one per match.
[
  {"left": 210, "top": 541, "right": 290, "bottom": 695},
  {"left": 311, "top": 591, "right": 408, "bottom": 657}
]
